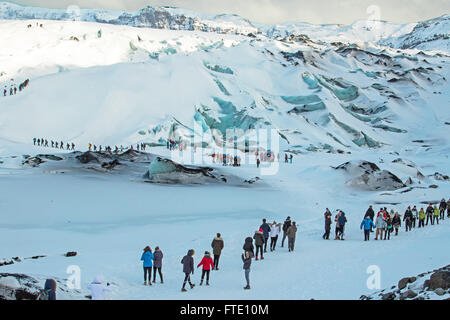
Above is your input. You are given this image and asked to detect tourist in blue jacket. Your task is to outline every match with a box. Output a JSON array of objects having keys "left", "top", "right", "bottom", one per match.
[
  {"left": 360, "top": 216, "right": 374, "bottom": 241},
  {"left": 141, "top": 246, "right": 154, "bottom": 286},
  {"left": 337, "top": 211, "right": 347, "bottom": 240}
]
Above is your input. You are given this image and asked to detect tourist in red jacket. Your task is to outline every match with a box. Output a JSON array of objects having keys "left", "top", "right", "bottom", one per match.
[{"left": 197, "top": 251, "right": 214, "bottom": 286}]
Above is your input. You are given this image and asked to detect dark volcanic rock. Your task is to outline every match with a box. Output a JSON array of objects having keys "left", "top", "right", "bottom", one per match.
[
  {"left": 23, "top": 156, "right": 45, "bottom": 167},
  {"left": 36, "top": 154, "right": 64, "bottom": 161},
  {"left": 400, "top": 289, "right": 418, "bottom": 300},
  {"left": 65, "top": 252, "right": 77, "bottom": 257},
  {"left": 381, "top": 292, "right": 396, "bottom": 300},
  {"left": 145, "top": 157, "right": 219, "bottom": 184},
  {"left": 76, "top": 151, "right": 101, "bottom": 164},
  {"left": 398, "top": 277, "right": 416, "bottom": 290},
  {"left": 101, "top": 159, "right": 121, "bottom": 170},
  {"left": 428, "top": 271, "right": 450, "bottom": 291}
]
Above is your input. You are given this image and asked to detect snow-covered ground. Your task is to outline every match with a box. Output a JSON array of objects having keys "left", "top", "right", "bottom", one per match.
[
  {"left": 0, "top": 5, "right": 449, "bottom": 300},
  {"left": 0, "top": 145, "right": 449, "bottom": 300}
]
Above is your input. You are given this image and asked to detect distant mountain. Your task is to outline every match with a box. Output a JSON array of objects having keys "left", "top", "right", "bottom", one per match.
[
  {"left": 0, "top": 2, "right": 259, "bottom": 35},
  {"left": 379, "top": 14, "right": 450, "bottom": 51},
  {"left": 0, "top": 2, "right": 449, "bottom": 52}
]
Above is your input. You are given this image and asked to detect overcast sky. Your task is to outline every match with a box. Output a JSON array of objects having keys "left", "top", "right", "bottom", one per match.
[{"left": 7, "top": 0, "right": 450, "bottom": 25}]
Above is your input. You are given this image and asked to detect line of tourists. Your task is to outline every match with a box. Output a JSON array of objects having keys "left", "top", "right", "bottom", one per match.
[{"left": 33, "top": 138, "right": 75, "bottom": 151}]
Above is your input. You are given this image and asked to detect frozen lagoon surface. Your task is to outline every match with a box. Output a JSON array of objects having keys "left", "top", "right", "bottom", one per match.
[{"left": 1, "top": 146, "right": 449, "bottom": 300}]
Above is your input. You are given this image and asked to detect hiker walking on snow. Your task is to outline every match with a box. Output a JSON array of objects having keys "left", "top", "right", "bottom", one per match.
[
  {"left": 141, "top": 246, "right": 154, "bottom": 286},
  {"left": 253, "top": 228, "right": 265, "bottom": 260},
  {"left": 411, "top": 205, "right": 418, "bottom": 228},
  {"left": 418, "top": 208, "right": 426, "bottom": 228},
  {"left": 211, "top": 233, "right": 224, "bottom": 270},
  {"left": 242, "top": 250, "right": 252, "bottom": 290},
  {"left": 375, "top": 212, "right": 386, "bottom": 240},
  {"left": 260, "top": 219, "right": 271, "bottom": 253},
  {"left": 287, "top": 222, "right": 298, "bottom": 251},
  {"left": 403, "top": 206, "right": 413, "bottom": 232},
  {"left": 334, "top": 211, "right": 341, "bottom": 240},
  {"left": 323, "top": 209, "right": 332, "bottom": 240},
  {"left": 153, "top": 246, "right": 164, "bottom": 283},
  {"left": 181, "top": 249, "right": 195, "bottom": 292},
  {"left": 281, "top": 216, "right": 291, "bottom": 247},
  {"left": 197, "top": 251, "right": 214, "bottom": 286},
  {"left": 392, "top": 212, "right": 401, "bottom": 235},
  {"left": 360, "top": 216, "right": 374, "bottom": 241},
  {"left": 426, "top": 204, "right": 434, "bottom": 225},
  {"left": 433, "top": 205, "right": 440, "bottom": 225},
  {"left": 447, "top": 199, "right": 450, "bottom": 218},
  {"left": 269, "top": 221, "right": 281, "bottom": 251},
  {"left": 337, "top": 212, "right": 347, "bottom": 240},
  {"left": 365, "top": 205, "right": 375, "bottom": 232},
  {"left": 384, "top": 214, "right": 393, "bottom": 240},
  {"left": 87, "top": 275, "right": 111, "bottom": 300},
  {"left": 439, "top": 199, "right": 447, "bottom": 220}
]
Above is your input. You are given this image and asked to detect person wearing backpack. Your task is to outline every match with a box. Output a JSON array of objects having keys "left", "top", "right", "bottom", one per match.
[
  {"left": 281, "top": 217, "right": 291, "bottom": 247},
  {"left": 37, "top": 279, "right": 57, "bottom": 300},
  {"left": 211, "top": 233, "right": 224, "bottom": 270},
  {"left": 87, "top": 275, "right": 111, "bottom": 300},
  {"left": 197, "top": 251, "right": 214, "bottom": 286},
  {"left": 140, "top": 246, "right": 154, "bottom": 286},
  {"left": 242, "top": 250, "right": 252, "bottom": 290}
]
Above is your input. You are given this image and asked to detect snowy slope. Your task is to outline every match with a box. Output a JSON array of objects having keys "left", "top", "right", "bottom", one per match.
[
  {"left": 380, "top": 15, "right": 450, "bottom": 51},
  {"left": 1, "top": 18, "right": 449, "bottom": 157}
]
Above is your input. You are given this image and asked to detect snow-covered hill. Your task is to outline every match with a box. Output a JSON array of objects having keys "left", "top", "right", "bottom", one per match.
[
  {"left": 0, "top": 17, "right": 448, "bottom": 157},
  {"left": 380, "top": 14, "right": 450, "bottom": 51}
]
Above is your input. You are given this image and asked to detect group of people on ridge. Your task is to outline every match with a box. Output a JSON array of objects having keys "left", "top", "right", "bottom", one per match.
[
  {"left": 33, "top": 138, "right": 75, "bottom": 151},
  {"left": 2, "top": 79, "right": 29, "bottom": 97}
]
